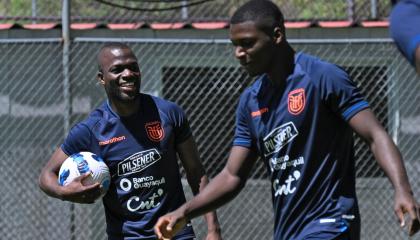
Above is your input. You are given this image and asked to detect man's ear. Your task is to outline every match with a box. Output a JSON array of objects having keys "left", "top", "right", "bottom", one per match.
[
  {"left": 273, "top": 27, "right": 284, "bottom": 45},
  {"left": 97, "top": 71, "right": 105, "bottom": 85}
]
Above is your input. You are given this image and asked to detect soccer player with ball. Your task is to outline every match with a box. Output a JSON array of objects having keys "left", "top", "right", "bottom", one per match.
[
  {"left": 154, "top": 1, "right": 420, "bottom": 239},
  {"left": 38, "top": 43, "right": 221, "bottom": 240}
]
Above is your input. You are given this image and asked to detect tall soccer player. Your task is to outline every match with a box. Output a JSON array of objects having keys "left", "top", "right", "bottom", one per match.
[
  {"left": 154, "top": 1, "right": 420, "bottom": 239},
  {"left": 38, "top": 43, "right": 221, "bottom": 240},
  {"left": 390, "top": 0, "right": 420, "bottom": 75}
]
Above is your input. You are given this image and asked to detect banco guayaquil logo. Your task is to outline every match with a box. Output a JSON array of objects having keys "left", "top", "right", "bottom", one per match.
[{"left": 263, "top": 122, "right": 298, "bottom": 157}]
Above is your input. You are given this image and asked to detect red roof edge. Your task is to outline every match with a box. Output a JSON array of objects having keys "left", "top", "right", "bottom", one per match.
[
  {"left": 191, "top": 22, "right": 229, "bottom": 29},
  {"left": 71, "top": 23, "right": 104, "bottom": 30},
  {"left": 150, "top": 22, "right": 187, "bottom": 30},
  {"left": 22, "top": 23, "right": 59, "bottom": 30},
  {"left": 317, "top": 21, "right": 355, "bottom": 28},
  {"left": 284, "top": 21, "right": 313, "bottom": 29},
  {"left": 0, "top": 21, "right": 392, "bottom": 31},
  {"left": 360, "top": 20, "right": 389, "bottom": 27},
  {"left": 0, "top": 23, "right": 22, "bottom": 30},
  {"left": 107, "top": 23, "right": 146, "bottom": 30}
]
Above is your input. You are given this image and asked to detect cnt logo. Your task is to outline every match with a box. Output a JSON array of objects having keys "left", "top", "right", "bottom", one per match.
[{"left": 263, "top": 122, "right": 298, "bottom": 157}]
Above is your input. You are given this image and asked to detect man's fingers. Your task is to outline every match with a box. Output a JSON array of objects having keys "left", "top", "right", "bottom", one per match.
[
  {"left": 80, "top": 172, "right": 92, "bottom": 180},
  {"left": 84, "top": 182, "right": 101, "bottom": 190},
  {"left": 408, "top": 205, "right": 419, "bottom": 222},
  {"left": 395, "top": 207, "right": 405, "bottom": 227},
  {"left": 166, "top": 218, "right": 176, "bottom": 231},
  {"left": 154, "top": 217, "right": 171, "bottom": 239},
  {"left": 408, "top": 204, "right": 420, "bottom": 236},
  {"left": 154, "top": 218, "right": 164, "bottom": 238}
]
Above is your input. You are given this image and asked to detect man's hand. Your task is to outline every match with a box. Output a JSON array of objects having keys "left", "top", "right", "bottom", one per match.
[
  {"left": 394, "top": 189, "right": 420, "bottom": 236},
  {"left": 61, "top": 173, "right": 102, "bottom": 204},
  {"left": 154, "top": 209, "right": 187, "bottom": 240}
]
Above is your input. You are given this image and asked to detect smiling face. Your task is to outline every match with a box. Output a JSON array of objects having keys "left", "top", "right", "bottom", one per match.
[
  {"left": 230, "top": 21, "right": 277, "bottom": 77},
  {"left": 97, "top": 47, "right": 141, "bottom": 103}
]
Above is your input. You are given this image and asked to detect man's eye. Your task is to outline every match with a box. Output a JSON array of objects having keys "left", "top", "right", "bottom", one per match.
[
  {"left": 110, "top": 67, "right": 122, "bottom": 73},
  {"left": 130, "top": 66, "right": 140, "bottom": 72},
  {"left": 242, "top": 41, "right": 254, "bottom": 48}
]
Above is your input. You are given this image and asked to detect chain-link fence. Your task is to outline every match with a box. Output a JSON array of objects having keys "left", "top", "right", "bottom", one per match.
[
  {"left": 1, "top": 37, "right": 419, "bottom": 240},
  {"left": 0, "top": 0, "right": 392, "bottom": 24}
]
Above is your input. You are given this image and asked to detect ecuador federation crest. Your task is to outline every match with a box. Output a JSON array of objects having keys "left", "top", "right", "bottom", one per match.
[
  {"left": 145, "top": 121, "right": 165, "bottom": 142},
  {"left": 288, "top": 88, "right": 305, "bottom": 115}
]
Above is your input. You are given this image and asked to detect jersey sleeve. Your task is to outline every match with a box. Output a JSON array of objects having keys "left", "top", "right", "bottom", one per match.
[
  {"left": 61, "top": 123, "right": 92, "bottom": 156},
  {"left": 170, "top": 104, "right": 192, "bottom": 145},
  {"left": 320, "top": 64, "right": 370, "bottom": 121},
  {"left": 233, "top": 93, "right": 255, "bottom": 149}
]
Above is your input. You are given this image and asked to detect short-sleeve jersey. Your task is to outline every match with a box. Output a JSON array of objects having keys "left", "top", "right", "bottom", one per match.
[
  {"left": 61, "top": 93, "right": 195, "bottom": 240},
  {"left": 390, "top": 0, "right": 420, "bottom": 65},
  {"left": 234, "top": 53, "right": 369, "bottom": 240}
]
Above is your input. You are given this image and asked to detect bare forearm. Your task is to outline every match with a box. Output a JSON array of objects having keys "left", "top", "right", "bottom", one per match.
[
  {"left": 38, "top": 171, "right": 63, "bottom": 200},
  {"left": 184, "top": 168, "right": 245, "bottom": 220},
  {"left": 197, "top": 176, "right": 221, "bottom": 231},
  {"left": 371, "top": 131, "right": 412, "bottom": 193},
  {"left": 187, "top": 174, "right": 221, "bottom": 231}
]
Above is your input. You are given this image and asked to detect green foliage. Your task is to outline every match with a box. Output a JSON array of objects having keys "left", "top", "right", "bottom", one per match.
[{"left": 0, "top": 0, "right": 391, "bottom": 24}]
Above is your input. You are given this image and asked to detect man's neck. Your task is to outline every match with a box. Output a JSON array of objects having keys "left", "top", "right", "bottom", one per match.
[
  {"left": 109, "top": 97, "right": 140, "bottom": 117},
  {"left": 266, "top": 44, "right": 295, "bottom": 89}
]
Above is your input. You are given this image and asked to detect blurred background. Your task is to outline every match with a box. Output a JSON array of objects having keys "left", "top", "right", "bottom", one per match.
[{"left": 1, "top": 0, "right": 419, "bottom": 239}]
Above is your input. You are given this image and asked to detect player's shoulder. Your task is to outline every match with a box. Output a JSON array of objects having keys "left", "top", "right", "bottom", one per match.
[
  {"left": 236, "top": 75, "right": 265, "bottom": 109},
  {"left": 242, "top": 74, "right": 265, "bottom": 97},
  {"left": 144, "top": 93, "right": 181, "bottom": 109},
  {"left": 74, "top": 101, "right": 110, "bottom": 131},
  {"left": 142, "top": 93, "right": 185, "bottom": 115},
  {"left": 297, "top": 52, "right": 349, "bottom": 84},
  {"left": 299, "top": 52, "right": 344, "bottom": 74}
]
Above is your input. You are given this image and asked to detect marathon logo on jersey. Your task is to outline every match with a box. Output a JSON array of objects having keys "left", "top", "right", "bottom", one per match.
[
  {"left": 99, "top": 135, "right": 126, "bottom": 146},
  {"left": 251, "top": 107, "right": 269, "bottom": 118},
  {"left": 288, "top": 88, "right": 306, "bottom": 115},
  {"left": 145, "top": 121, "right": 165, "bottom": 142},
  {"left": 263, "top": 122, "right": 298, "bottom": 157},
  {"left": 118, "top": 149, "right": 161, "bottom": 176}
]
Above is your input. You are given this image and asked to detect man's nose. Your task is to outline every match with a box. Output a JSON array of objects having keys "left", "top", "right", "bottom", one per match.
[
  {"left": 121, "top": 68, "right": 134, "bottom": 78},
  {"left": 235, "top": 46, "right": 246, "bottom": 59}
]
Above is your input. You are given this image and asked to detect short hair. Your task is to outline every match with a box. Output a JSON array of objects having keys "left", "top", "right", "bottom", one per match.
[
  {"left": 230, "top": 0, "right": 285, "bottom": 35},
  {"left": 97, "top": 42, "right": 133, "bottom": 72}
]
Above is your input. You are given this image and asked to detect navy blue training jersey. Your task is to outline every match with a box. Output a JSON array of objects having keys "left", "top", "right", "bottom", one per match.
[
  {"left": 390, "top": 0, "right": 420, "bottom": 66},
  {"left": 62, "top": 93, "right": 195, "bottom": 240},
  {"left": 234, "top": 53, "right": 369, "bottom": 240}
]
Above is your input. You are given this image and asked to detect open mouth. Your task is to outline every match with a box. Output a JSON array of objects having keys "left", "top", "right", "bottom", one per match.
[{"left": 119, "top": 82, "right": 136, "bottom": 91}]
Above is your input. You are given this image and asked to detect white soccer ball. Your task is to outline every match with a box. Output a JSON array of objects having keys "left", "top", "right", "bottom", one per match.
[{"left": 58, "top": 151, "right": 111, "bottom": 198}]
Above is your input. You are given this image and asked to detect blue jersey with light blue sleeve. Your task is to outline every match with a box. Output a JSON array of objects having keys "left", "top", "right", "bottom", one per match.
[
  {"left": 234, "top": 53, "right": 369, "bottom": 240},
  {"left": 390, "top": 0, "right": 420, "bottom": 66},
  {"left": 61, "top": 93, "right": 195, "bottom": 240}
]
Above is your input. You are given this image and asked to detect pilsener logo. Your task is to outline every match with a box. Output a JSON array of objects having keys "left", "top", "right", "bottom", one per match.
[
  {"left": 263, "top": 122, "right": 298, "bottom": 157},
  {"left": 118, "top": 149, "right": 161, "bottom": 176}
]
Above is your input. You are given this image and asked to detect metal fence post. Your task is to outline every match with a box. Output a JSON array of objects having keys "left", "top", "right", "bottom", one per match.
[
  {"left": 347, "top": 0, "right": 355, "bottom": 22},
  {"left": 371, "top": 0, "right": 377, "bottom": 19},
  {"left": 62, "top": 0, "right": 74, "bottom": 239},
  {"left": 181, "top": 1, "right": 188, "bottom": 20},
  {"left": 62, "top": 0, "right": 71, "bottom": 139},
  {"left": 31, "top": 0, "right": 37, "bottom": 24}
]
